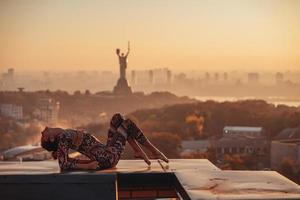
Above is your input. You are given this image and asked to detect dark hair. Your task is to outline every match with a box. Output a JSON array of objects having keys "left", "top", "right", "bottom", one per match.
[
  {"left": 111, "top": 113, "right": 124, "bottom": 128},
  {"left": 41, "top": 139, "right": 59, "bottom": 152}
]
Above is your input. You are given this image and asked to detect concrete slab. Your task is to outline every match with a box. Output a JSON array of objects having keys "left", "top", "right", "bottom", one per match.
[
  {"left": 0, "top": 159, "right": 218, "bottom": 174},
  {"left": 176, "top": 170, "right": 300, "bottom": 200},
  {"left": 165, "top": 159, "right": 221, "bottom": 172},
  {"left": 0, "top": 159, "right": 300, "bottom": 200},
  {"left": 0, "top": 160, "right": 59, "bottom": 174}
]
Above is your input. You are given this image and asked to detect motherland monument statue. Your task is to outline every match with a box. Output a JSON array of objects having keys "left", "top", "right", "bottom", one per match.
[{"left": 113, "top": 41, "right": 132, "bottom": 95}]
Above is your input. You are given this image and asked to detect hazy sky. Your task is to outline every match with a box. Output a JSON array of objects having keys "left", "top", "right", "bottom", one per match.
[{"left": 1, "top": 0, "right": 299, "bottom": 71}]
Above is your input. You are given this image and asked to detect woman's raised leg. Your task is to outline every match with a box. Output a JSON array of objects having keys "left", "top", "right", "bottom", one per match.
[
  {"left": 127, "top": 137, "right": 151, "bottom": 165},
  {"left": 122, "top": 119, "right": 169, "bottom": 163},
  {"left": 109, "top": 113, "right": 152, "bottom": 165}
]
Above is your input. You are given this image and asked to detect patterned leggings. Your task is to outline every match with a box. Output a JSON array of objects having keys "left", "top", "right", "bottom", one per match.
[
  {"left": 66, "top": 119, "right": 147, "bottom": 170},
  {"left": 121, "top": 119, "right": 148, "bottom": 145},
  {"left": 93, "top": 119, "right": 148, "bottom": 169},
  {"left": 87, "top": 131, "right": 126, "bottom": 170}
]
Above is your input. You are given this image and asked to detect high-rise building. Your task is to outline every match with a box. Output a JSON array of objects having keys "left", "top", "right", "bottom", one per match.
[
  {"left": 0, "top": 104, "right": 23, "bottom": 120},
  {"left": 7, "top": 68, "right": 14, "bottom": 77},
  {"left": 149, "top": 70, "right": 154, "bottom": 85},
  {"left": 167, "top": 70, "right": 172, "bottom": 84},
  {"left": 275, "top": 72, "right": 284, "bottom": 85},
  {"left": 36, "top": 98, "right": 60, "bottom": 126},
  {"left": 247, "top": 73, "right": 260, "bottom": 84},
  {"left": 223, "top": 72, "right": 228, "bottom": 81},
  {"left": 214, "top": 73, "right": 219, "bottom": 81},
  {"left": 130, "top": 70, "right": 136, "bottom": 86},
  {"left": 2, "top": 68, "right": 15, "bottom": 89},
  {"left": 205, "top": 72, "right": 210, "bottom": 81}
]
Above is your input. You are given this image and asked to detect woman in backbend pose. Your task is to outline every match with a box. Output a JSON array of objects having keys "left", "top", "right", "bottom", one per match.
[{"left": 41, "top": 113, "right": 168, "bottom": 170}]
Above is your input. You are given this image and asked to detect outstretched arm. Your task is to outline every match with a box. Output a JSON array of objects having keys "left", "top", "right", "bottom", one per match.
[
  {"left": 126, "top": 42, "right": 130, "bottom": 56},
  {"left": 125, "top": 49, "right": 130, "bottom": 57},
  {"left": 56, "top": 138, "right": 99, "bottom": 170},
  {"left": 74, "top": 160, "right": 99, "bottom": 170},
  {"left": 116, "top": 48, "right": 121, "bottom": 57},
  {"left": 56, "top": 140, "right": 77, "bottom": 170},
  {"left": 127, "top": 137, "right": 151, "bottom": 166},
  {"left": 57, "top": 150, "right": 99, "bottom": 170}
]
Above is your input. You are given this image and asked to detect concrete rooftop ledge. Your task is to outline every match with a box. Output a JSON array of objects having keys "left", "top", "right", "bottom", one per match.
[{"left": 0, "top": 159, "right": 300, "bottom": 200}]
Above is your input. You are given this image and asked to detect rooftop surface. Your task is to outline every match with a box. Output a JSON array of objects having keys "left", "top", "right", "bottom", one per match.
[{"left": 0, "top": 159, "right": 300, "bottom": 200}]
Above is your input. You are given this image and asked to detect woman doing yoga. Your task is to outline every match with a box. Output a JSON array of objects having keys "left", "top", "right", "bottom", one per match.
[{"left": 41, "top": 113, "right": 168, "bottom": 170}]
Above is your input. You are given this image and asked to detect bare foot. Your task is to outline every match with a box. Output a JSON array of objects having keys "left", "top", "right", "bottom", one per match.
[
  {"left": 127, "top": 137, "right": 151, "bottom": 166},
  {"left": 134, "top": 152, "right": 151, "bottom": 166},
  {"left": 150, "top": 150, "right": 169, "bottom": 163}
]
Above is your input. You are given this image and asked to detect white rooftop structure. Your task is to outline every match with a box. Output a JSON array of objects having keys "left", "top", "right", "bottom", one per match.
[
  {"left": 223, "top": 126, "right": 264, "bottom": 137},
  {"left": 224, "top": 126, "right": 263, "bottom": 132},
  {"left": 0, "top": 103, "right": 23, "bottom": 120},
  {"left": 2, "top": 145, "right": 49, "bottom": 161},
  {"left": 181, "top": 140, "right": 211, "bottom": 154}
]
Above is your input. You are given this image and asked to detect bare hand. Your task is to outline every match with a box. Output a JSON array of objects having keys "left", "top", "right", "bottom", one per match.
[{"left": 88, "top": 161, "right": 99, "bottom": 170}]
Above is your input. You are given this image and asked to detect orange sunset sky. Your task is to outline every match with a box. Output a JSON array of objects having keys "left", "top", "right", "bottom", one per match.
[{"left": 0, "top": 0, "right": 299, "bottom": 71}]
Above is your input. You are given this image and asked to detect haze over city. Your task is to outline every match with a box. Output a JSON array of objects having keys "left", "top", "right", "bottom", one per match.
[
  {"left": 1, "top": 0, "right": 300, "bottom": 71},
  {"left": 1, "top": 1, "right": 300, "bottom": 199}
]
